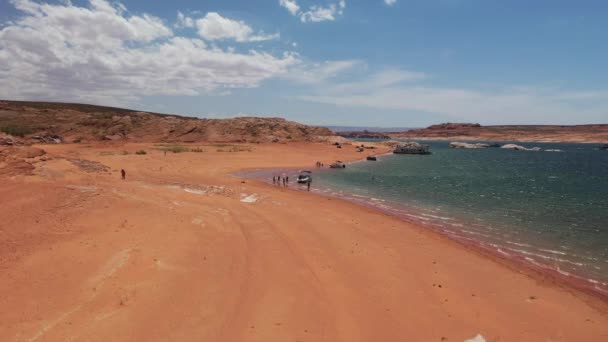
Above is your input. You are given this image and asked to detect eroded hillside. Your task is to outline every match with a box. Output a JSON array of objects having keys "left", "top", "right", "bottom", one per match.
[{"left": 0, "top": 100, "right": 333, "bottom": 144}]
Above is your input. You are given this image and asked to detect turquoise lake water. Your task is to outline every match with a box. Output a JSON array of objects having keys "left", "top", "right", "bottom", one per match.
[{"left": 310, "top": 141, "right": 608, "bottom": 294}]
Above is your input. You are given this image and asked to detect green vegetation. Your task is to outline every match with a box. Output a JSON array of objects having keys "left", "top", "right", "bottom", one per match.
[
  {"left": 154, "top": 144, "right": 191, "bottom": 153},
  {"left": 215, "top": 144, "right": 253, "bottom": 152},
  {"left": 0, "top": 125, "right": 34, "bottom": 137},
  {"left": 153, "top": 143, "right": 208, "bottom": 153}
]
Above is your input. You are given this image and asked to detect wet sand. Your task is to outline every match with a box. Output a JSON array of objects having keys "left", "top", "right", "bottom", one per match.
[{"left": 1, "top": 142, "right": 607, "bottom": 341}]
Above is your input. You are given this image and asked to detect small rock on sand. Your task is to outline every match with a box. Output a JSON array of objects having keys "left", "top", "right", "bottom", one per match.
[{"left": 464, "top": 334, "right": 486, "bottom": 342}]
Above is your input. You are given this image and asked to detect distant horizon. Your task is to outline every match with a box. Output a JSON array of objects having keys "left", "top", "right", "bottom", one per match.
[
  {"left": 3, "top": 99, "right": 607, "bottom": 130},
  {"left": 1, "top": 1, "right": 607, "bottom": 126}
]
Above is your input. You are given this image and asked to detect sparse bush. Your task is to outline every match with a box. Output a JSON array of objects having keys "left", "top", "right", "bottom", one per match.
[
  {"left": 135, "top": 150, "right": 147, "bottom": 155},
  {"left": 0, "top": 125, "right": 33, "bottom": 137},
  {"left": 190, "top": 147, "right": 205, "bottom": 152},
  {"left": 122, "top": 150, "right": 129, "bottom": 155},
  {"left": 216, "top": 145, "right": 253, "bottom": 152},
  {"left": 168, "top": 145, "right": 189, "bottom": 153},
  {"left": 154, "top": 144, "right": 189, "bottom": 153}
]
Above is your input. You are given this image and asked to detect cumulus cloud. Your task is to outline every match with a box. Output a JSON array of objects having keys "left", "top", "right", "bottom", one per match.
[
  {"left": 279, "top": 0, "right": 300, "bottom": 16},
  {"left": 384, "top": 0, "right": 397, "bottom": 6},
  {"left": 0, "top": 0, "right": 296, "bottom": 106},
  {"left": 195, "top": 12, "right": 279, "bottom": 42},
  {"left": 279, "top": 0, "right": 346, "bottom": 23}
]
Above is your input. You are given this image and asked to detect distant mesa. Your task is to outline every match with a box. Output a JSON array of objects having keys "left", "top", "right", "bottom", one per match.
[
  {"left": 387, "top": 122, "right": 608, "bottom": 144},
  {"left": 427, "top": 123, "right": 482, "bottom": 130},
  {"left": 336, "top": 130, "right": 391, "bottom": 139}
]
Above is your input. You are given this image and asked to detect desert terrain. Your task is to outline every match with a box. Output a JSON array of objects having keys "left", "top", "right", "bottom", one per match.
[
  {"left": 1, "top": 139, "right": 608, "bottom": 342},
  {"left": 387, "top": 123, "right": 608, "bottom": 143}
]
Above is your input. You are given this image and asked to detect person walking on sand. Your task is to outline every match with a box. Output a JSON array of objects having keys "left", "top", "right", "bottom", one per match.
[{"left": 121, "top": 169, "right": 126, "bottom": 180}]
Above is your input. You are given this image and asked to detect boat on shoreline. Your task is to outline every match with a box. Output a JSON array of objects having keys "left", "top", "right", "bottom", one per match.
[
  {"left": 297, "top": 170, "right": 312, "bottom": 183},
  {"left": 393, "top": 142, "right": 431, "bottom": 155},
  {"left": 330, "top": 161, "right": 346, "bottom": 168}
]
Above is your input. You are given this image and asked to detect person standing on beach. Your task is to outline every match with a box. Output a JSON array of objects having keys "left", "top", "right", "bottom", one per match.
[
  {"left": 121, "top": 169, "right": 126, "bottom": 180},
  {"left": 307, "top": 178, "right": 311, "bottom": 191},
  {"left": 273, "top": 176, "right": 276, "bottom": 184}
]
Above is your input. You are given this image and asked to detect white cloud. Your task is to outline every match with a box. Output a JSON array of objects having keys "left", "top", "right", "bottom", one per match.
[
  {"left": 295, "top": 69, "right": 608, "bottom": 124},
  {"left": 279, "top": 0, "right": 300, "bottom": 16},
  {"left": 195, "top": 12, "right": 279, "bottom": 42},
  {"left": 284, "top": 60, "right": 362, "bottom": 84},
  {"left": 176, "top": 11, "right": 194, "bottom": 28},
  {"left": 384, "top": 0, "right": 397, "bottom": 6},
  {"left": 279, "top": 0, "right": 346, "bottom": 23},
  {"left": 0, "top": 0, "right": 296, "bottom": 106}
]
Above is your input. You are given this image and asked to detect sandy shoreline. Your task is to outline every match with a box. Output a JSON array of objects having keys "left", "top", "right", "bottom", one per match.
[{"left": 1, "top": 142, "right": 607, "bottom": 341}]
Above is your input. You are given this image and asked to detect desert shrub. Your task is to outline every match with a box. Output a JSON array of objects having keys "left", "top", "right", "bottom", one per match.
[
  {"left": 168, "top": 145, "right": 189, "bottom": 153},
  {"left": 122, "top": 150, "right": 129, "bottom": 155},
  {"left": 216, "top": 145, "right": 253, "bottom": 152},
  {"left": 0, "top": 125, "right": 33, "bottom": 137},
  {"left": 154, "top": 144, "right": 189, "bottom": 153},
  {"left": 190, "top": 147, "right": 205, "bottom": 152},
  {"left": 135, "top": 150, "right": 147, "bottom": 155}
]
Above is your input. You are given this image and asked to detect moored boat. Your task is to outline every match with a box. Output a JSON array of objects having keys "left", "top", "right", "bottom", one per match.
[
  {"left": 393, "top": 142, "right": 431, "bottom": 155},
  {"left": 330, "top": 161, "right": 346, "bottom": 168}
]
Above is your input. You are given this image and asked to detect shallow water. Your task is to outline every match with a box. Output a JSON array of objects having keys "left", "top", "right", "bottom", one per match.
[
  {"left": 239, "top": 141, "right": 608, "bottom": 295},
  {"left": 311, "top": 141, "right": 608, "bottom": 293}
]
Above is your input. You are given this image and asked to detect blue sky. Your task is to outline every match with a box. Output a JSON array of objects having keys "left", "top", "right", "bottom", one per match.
[{"left": 1, "top": 0, "right": 607, "bottom": 126}]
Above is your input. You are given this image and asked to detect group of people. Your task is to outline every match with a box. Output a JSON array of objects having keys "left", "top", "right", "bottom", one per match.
[
  {"left": 315, "top": 161, "right": 324, "bottom": 168},
  {"left": 273, "top": 175, "right": 289, "bottom": 187}
]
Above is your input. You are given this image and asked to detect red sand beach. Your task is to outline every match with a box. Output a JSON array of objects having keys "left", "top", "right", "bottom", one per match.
[{"left": 1, "top": 142, "right": 607, "bottom": 341}]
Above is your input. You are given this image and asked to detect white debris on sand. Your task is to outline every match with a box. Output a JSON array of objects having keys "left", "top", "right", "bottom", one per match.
[
  {"left": 240, "top": 193, "right": 259, "bottom": 203},
  {"left": 464, "top": 333, "right": 486, "bottom": 342},
  {"left": 168, "top": 183, "right": 234, "bottom": 197},
  {"left": 184, "top": 188, "right": 205, "bottom": 195},
  {"left": 191, "top": 218, "right": 206, "bottom": 227}
]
